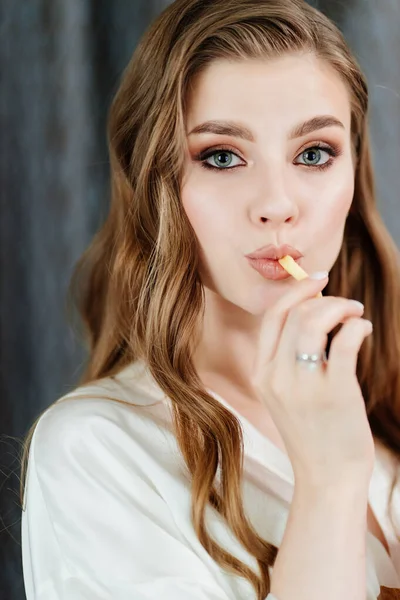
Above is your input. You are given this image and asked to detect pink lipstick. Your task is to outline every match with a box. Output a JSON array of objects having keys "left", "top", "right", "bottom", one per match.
[{"left": 245, "top": 244, "right": 303, "bottom": 281}]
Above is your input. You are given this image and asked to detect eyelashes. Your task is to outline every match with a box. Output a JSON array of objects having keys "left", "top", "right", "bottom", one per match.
[{"left": 193, "top": 142, "right": 342, "bottom": 173}]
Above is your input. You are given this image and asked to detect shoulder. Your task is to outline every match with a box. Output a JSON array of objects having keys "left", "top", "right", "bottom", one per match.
[
  {"left": 374, "top": 438, "right": 400, "bottom": 479},
  {"left": 373, "top": 437, "right": 400, "bottom": 504},
  {"left": 371, "top": 438, "right": 400, "bottom": 529},
  {"left": 30, "top": 360, "right": 172, "bottom": 482}
]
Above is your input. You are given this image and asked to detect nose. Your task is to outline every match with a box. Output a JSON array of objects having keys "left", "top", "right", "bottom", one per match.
[{"left": 249, "top": 168, "right": 298, "bottom": 226}]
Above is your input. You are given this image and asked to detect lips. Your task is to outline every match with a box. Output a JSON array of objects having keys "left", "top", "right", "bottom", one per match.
[
  {"left": 245, "top": 244, "right": 303, "bottom": 281},
  {"left": 245, "top": 244, "right": 303, "bottom": 260},
  {"left": 246, "top": 257, "right": 295, "bottom": 280}
]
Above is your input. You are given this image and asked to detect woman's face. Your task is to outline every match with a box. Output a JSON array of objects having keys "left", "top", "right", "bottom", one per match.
[{"left": 181, "top": 53, "right": 355, "bottom": 314}]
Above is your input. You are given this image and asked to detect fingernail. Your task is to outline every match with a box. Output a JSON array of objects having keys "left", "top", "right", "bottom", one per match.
[
  {"left": 350, "top": 300, "right": 364, "bottom": 310},
  {"left": 309, "top": 271, "right": 329, "bottom": 280}
]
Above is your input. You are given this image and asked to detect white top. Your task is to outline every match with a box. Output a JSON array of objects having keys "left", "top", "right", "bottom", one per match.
[{"left": 21, "top": 359, "right": 400, "bottom": 599}]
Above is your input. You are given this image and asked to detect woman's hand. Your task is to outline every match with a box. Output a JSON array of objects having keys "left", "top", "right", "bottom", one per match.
[{"left": 252, "top": 274, "right": 374, "bottom": 489}]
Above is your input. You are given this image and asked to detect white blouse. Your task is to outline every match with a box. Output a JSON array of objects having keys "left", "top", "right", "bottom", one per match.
[{"left": 21, "top": 359, "right": 400, "bottom": 599}]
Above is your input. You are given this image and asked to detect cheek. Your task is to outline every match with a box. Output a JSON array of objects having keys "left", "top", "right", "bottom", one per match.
[
  {"left": 312, "top": 165, "right": 354, "bottom": 229},
  {"left": 181, "top": 178, "right": 232, "bottom": 245},
  {"left": 332, "top": 168, "right": 355, "bottom": 213},
  {"left": 310, "top": 175, "right": 354, "bottom": 267},
  {"left": 181, "top": 177, "right": 239, "bottom": 290}
]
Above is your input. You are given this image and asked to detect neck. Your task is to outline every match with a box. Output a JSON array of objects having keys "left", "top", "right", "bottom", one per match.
[{"left": 193, "top": 287, "right": 261, "bottom": 396}]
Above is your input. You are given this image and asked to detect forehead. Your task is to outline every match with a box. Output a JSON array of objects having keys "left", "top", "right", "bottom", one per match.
[{"left": 185, "top": 54, "right": 352, "bottom": 133}]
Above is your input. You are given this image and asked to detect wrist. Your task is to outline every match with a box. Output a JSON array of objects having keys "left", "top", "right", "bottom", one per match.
[
  {"left": 294, "top": 476, "right": 370, "bottom": 508},
  {"left": 293, "top": 467, "right": 372, "bottom": 496}
]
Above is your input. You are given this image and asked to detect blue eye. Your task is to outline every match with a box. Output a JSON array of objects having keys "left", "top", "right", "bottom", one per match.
[
  {"left": 194, "top": 142, "right": 340, "bottom": 172},
  {"left": 201, "top": 150, "right": 243, "bottom": 169},
  {"left": 295, "top": 147, "right": 333, "bottom": 168}
]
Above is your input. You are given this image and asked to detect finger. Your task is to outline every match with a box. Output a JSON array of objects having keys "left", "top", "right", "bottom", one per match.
[
  {"left": 257, "top": 273, "right": 329, "bottom": 366},
  {"left": 327, "top": 317, "right": 373, "bottom": 378},
  {"left": 276, "top": 297, "right": 365, "bottom": 366},
  {"left": 274, "top": 272, "right": 329, "bottom": 314}
]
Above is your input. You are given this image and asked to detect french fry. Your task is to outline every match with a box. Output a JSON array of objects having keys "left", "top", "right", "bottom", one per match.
[{"left": 278, "top": 255, "right": 323, "bottom": 298}]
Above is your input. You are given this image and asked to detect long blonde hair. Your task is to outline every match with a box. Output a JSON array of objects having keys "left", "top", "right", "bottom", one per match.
[{"left": 20, "top": 1, "right": 400, "bottom": 597}]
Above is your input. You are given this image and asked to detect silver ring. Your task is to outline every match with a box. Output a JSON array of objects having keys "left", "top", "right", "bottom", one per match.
[{"left": 295, "top": 350, "right": 328, "bottom": 370}]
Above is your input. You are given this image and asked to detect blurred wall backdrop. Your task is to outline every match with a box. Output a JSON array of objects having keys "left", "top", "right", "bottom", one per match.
[{"left": 1, "top": 1, "right": 399, "bottom": 598}]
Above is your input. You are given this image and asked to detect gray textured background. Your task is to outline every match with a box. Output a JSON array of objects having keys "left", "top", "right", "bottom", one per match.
[{"left": 1, "top": 1, "right": 399, "bottom": 598}]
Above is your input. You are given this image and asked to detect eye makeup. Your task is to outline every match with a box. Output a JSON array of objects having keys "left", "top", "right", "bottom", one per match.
[{"left": 193, "top": 141, "right": 343, "bottom": 173}]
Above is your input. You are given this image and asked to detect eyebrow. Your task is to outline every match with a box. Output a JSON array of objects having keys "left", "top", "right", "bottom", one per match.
[{"left": 188, "top": 115, "right": 345, "bottom": 141}]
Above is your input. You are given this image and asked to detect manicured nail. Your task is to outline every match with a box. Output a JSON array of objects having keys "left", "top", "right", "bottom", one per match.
[
  {"left": 309, "top": 271, "right": 329, "bottom": 280},
  {"left": 350, "top": 300, "right": 364, "bottom": 310}
]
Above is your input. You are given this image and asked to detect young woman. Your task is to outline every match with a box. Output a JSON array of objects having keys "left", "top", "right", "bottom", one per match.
[{"left": 20, "top": 1, "right": 400, "bottom": 599}]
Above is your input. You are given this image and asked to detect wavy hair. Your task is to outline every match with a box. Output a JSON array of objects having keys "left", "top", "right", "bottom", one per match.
[{"left": 21, "top": 1, "right": 400, "bottom": 597}]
